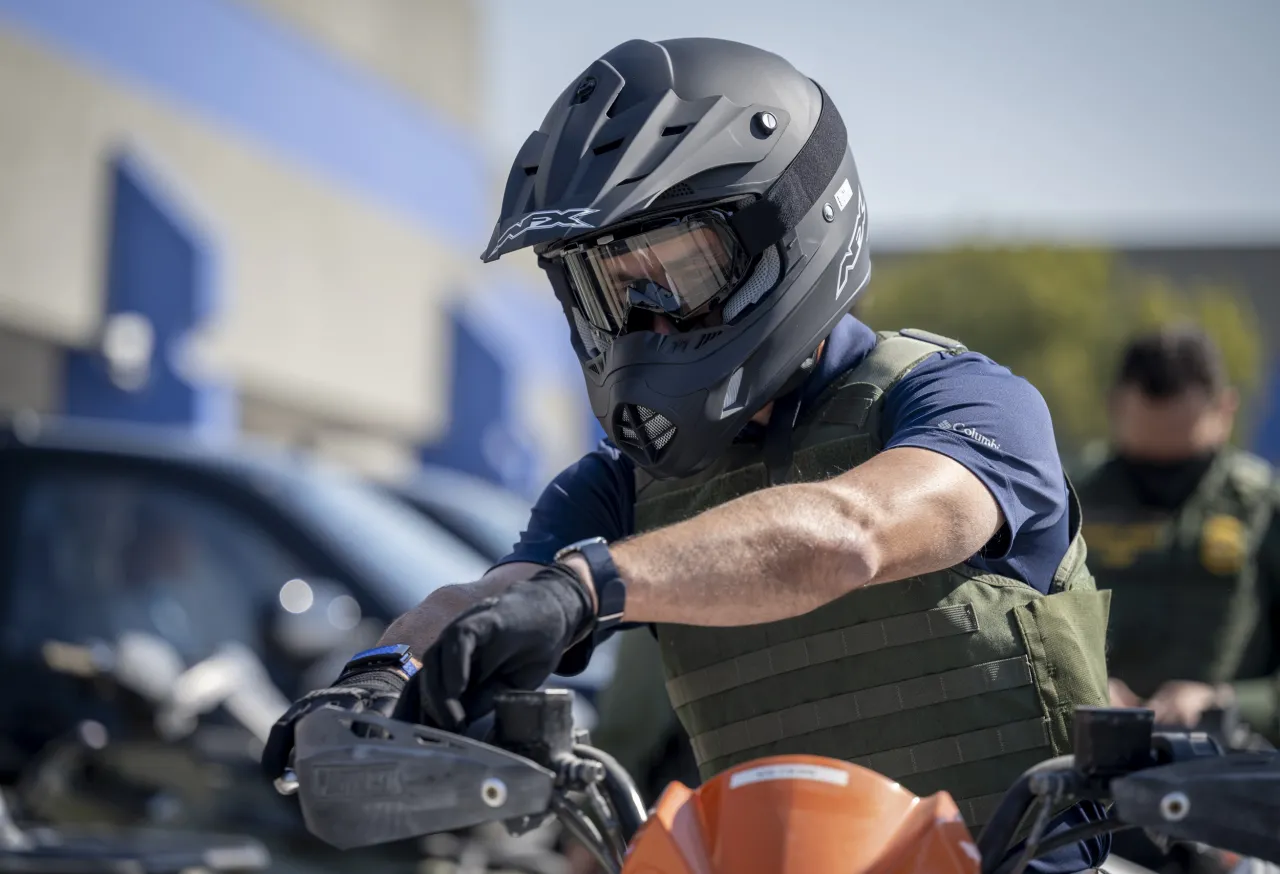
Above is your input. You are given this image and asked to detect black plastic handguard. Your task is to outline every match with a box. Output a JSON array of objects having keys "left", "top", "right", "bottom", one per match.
[
  {"left": 1111, "top": 751, "right": 1280, "bottom": 866},
  {"left": 292, "top": 707, "right": 555, "bottom": 850}
]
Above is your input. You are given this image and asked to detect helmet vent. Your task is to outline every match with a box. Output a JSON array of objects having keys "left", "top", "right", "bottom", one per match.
[
  {"left": 652, "top": 182, "right": 694, "bottom": 204},
  {"left": 661, "top": 124, "right": 689, "bottom": 137},
  {"left": 592, "top": 138, "right": 624, "bottom": 156},
  {"left": 523, "top": 165, "right": 538, "bottom": 177},
  {"left": 722, "top": 244, "right": 781, "bottom": 322},
  {"left": 572, "top": 307, "right": 612, "bottom": 359},
  {"left": 616, "top": 404, "right": 677, "bottom": 456}
]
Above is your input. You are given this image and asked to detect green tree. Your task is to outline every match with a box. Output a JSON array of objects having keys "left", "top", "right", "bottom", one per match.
[{"left": 855, "top": 246, "right": 1264, "bottom": 462}]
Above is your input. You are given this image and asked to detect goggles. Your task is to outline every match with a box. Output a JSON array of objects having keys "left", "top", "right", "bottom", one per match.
[{"left": 548, "top": 208, "right": 754, "bottom": 336}]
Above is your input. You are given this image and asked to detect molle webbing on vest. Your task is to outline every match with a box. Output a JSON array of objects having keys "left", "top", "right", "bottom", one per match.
[
  {"left": 687, "top": 655, "right": 1035, "bottom": 762},
  {"left": 637, "top": 329, "right": 1111, "bottom": 826},
  {"left": 852, "top": 717, "right": 1049, "bottom": 788},
  {"left": 665, "top": 603, "right": 979, "bottom": 708}
]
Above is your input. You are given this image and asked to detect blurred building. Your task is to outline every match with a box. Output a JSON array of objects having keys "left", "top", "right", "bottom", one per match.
[{"left": 0, "top": 0, "right": 590, "bottom": 496}]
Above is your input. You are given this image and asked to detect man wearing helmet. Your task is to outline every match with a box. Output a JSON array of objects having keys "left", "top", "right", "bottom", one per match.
[{"left": 266, "top": 38, "right": 1111, "bottom": 872}]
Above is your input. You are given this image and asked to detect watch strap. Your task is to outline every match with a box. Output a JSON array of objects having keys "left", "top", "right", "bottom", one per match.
[{"left": 557, "top": 538, "right": 626, "bottom": 639}]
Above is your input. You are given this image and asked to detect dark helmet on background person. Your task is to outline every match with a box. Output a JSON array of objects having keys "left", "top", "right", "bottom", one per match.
[{"left": 482, "top": 37, "right": 870, "bottom": 479}]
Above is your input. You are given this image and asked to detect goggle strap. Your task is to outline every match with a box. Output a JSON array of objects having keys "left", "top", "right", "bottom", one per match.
[{"left": 729, "top": 81, "right": 848, "bottom": 258}]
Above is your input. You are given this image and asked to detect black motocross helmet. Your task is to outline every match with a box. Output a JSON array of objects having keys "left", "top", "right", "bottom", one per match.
[{"left": 482, "top": 38, "right": 870, "bottom": 479}]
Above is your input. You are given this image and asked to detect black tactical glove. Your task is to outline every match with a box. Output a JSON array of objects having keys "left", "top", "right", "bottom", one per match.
[
  {"left": 410, "top": 564, "right": 595, "bottom": 732},
  {"left": 261, "top": 662, "right": 408, "bottom": 780}
]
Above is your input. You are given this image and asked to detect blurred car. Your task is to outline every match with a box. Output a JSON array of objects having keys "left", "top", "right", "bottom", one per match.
[
  {"left": 380, "top": 464, "right": 532, "bottom": 564},
  {"left": 0, "top": 413, "right": 494, "bottom": 758}
]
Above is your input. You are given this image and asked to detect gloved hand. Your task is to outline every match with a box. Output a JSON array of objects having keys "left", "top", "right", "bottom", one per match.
[
  {"left": 409, "top": 564, "right": 595, "bottom": 732},
  {"left": 261, "top": 663, "right": 408, "bottom": 780}
]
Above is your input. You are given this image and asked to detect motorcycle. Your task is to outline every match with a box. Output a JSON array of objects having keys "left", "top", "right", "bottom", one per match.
[{"left": 279, "top": 689, "right": 1280, "bottom": 874}]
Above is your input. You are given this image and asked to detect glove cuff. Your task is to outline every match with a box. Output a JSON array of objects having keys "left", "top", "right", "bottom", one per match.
[
  {"left": 334, "top": 664, "right": 409, "bottom": 698},
  {"left": 520, "top": 564, "right": 596, "bottom": 649}
]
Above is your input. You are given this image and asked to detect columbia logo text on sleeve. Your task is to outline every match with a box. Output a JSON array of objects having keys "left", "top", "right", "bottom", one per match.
[{"left": 938, "top": 421, "right": 1001, "bottom": 451}]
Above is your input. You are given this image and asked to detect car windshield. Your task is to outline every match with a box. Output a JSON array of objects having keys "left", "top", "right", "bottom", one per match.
[{"left": 273, "top": 462, "right": 492, "bottom": 613}]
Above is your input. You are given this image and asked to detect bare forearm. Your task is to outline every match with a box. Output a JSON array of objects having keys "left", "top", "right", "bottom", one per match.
[
  {"left": 614, "top": 481, "right": 877, "bottom": 626},
  {"left": 613, "top": 447, "right": 1001, "bottom": 628}
]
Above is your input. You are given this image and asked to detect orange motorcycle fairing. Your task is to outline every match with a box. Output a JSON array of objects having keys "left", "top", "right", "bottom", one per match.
[{"left": 621, "top": 755, "right": 981, "bottom": 874}]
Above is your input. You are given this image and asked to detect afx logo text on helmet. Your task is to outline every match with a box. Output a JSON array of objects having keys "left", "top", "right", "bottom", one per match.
[
  {"left": 836, "top": 189, "right": 867, "bottom": 299},
  {"left": 486, "top": 208, "right": 599, "bottom": 259}
]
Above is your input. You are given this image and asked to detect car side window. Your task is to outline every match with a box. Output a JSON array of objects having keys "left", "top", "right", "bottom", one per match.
[{"left": 4, "top": 468, "right": 316, "bottom": 667}]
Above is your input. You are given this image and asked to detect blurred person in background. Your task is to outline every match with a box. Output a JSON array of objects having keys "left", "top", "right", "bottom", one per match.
[
  {"left": 267, "top": 38, "right": 1113, "bottom": 872},
  {"left": 1079, "top": 325, "right": 1280, "bottom": 745}
]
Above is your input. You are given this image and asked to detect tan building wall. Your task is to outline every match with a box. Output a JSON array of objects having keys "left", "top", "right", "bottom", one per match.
[
  {"left": 0, "top": 27, "right": 466, "bottom": 441},
  {"left": 244, "top": 0, "right": 481, "bottom": 128},
  {"left": 0, "top": 1, "right": 591, "bottom": 486}
]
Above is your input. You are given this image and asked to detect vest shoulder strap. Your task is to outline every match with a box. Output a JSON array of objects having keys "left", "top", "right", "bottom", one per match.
[
  {"left": 848, "top": 328, "right": 966, "bottom": 390},
  {"left": 810, "top": 328, "right": 968, "bottom": 431}
]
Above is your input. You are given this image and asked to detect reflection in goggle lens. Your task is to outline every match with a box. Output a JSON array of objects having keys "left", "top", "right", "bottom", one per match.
[{"left": 556, "top": 209, "right": 751, "bottom": 336}]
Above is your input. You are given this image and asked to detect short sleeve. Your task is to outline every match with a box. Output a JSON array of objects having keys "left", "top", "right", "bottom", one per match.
[
  {"left": 496, "top": 439, "right": 636, "bottom": 567},
  {"left": 881, "top": 352, "right": 1071, "bottom": 591}
]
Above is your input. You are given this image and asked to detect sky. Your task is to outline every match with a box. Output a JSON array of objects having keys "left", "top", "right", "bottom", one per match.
[{"left": 478, "top": 0, "right": 1280, "bottom": 248}]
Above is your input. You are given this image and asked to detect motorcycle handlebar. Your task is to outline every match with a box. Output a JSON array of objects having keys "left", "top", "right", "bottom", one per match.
[{"left": 976, "top": 709, "right": 1230, "bottom": 874}]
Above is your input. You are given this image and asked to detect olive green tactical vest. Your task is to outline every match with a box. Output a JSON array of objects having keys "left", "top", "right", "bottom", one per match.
[
  {"left": 1078, "top": 449, "right": 1275, "bottom": 699},
  {"left": 634, "top": 330, "right": 1111, "bottom": 829}
]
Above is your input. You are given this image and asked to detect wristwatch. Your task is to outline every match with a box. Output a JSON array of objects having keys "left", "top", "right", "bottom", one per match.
[
  {"left": 554, "top": 536, "right": 627, "bottom": 636},
  {"left": 340, "top": 644, "right": 420, "bottom": 681}
]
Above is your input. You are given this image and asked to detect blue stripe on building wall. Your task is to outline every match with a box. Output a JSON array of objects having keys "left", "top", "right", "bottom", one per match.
[
  {"left": 1251, "top": 356, "right": 1280, "bottom": 465},
  {"left": 64, "top": 151, "right": 238, "bottom": 438},
  {"left": 421, "top": 302, "right": 540, "bottom": 498},
  {"left": 0, "top": 0, "right": 489, "bottom": 250}
]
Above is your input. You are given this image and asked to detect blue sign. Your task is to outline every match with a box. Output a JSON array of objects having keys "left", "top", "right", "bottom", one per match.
[
  {"left": 1252, "top": 356, "right": 1280, "bottom": 464},
  {"left": 419, "top": 302, "right": 540, "bottom": 498},
  {"left": 63, "top": 153, "right": 237, "bottom": 438}
]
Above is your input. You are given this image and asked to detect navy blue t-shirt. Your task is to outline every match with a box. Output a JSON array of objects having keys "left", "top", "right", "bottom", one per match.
[{"left": 498, "top": 315, "right": 1104, "bottom": 873}]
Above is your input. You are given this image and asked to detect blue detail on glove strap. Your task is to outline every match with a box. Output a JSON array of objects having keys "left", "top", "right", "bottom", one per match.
[
  {"left": 346, "top": 644, "right": 418, "bottom": 678},
  {"left": 353, "top": 645, "right": 403, "bottom": 660}
]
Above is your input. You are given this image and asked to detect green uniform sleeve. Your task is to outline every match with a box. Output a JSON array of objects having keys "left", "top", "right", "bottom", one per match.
[
  {"left": 1230, "top": 492, "right": 1280, "bottom": 743},
  {"left": 589, "top": 629, "right": 681, "bottom": 780}
]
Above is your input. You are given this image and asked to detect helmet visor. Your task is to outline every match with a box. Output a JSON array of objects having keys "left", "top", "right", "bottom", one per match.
[{"left": 553, "top": 210, "right": 752, "bottom": 336}]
